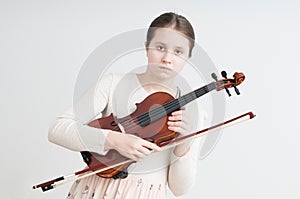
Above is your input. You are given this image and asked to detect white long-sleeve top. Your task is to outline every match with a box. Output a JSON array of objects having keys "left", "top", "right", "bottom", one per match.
[{"left": 48, "top": 73, "right": 205, "bottom": 198}]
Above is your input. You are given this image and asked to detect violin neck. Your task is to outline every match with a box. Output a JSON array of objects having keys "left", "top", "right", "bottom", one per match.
[{"left": 162, "top": 82, "right": 217, "bottom": 114}]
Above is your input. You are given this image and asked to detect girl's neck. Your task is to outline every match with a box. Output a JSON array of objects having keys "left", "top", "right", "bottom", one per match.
[{"left": 137, "top": 72, "right": 178, "bottom": 96}]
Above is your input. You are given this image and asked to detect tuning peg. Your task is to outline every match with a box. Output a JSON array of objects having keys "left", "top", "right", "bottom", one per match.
[
  {"left": 221, "top": 71, "right": 232, "bottom": 96},
  {"left": 221, "top": 71, "right": 228, "bottom": 78},
  {"left": 225, "top": 87, "right": 231, "bottom": 97},
  {"left": 211, "top": 73, "right": 218, "bottom": 81},
  {"left": 234, "top": 86, "right": 240, "bottom": 95}
]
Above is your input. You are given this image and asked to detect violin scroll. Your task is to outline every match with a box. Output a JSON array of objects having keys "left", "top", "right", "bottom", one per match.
[{"left": 212, "top": 71, "right": 245, "bottom": 96}]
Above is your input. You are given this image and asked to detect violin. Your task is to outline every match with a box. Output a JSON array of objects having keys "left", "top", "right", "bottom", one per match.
[{"left": 80, "top": 71, "right": 245, "bottom": 179}]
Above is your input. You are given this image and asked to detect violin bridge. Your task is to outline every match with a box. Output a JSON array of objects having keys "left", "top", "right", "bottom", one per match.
[{"left": 117, "top": 123, "right": 126, "bottom": 133}]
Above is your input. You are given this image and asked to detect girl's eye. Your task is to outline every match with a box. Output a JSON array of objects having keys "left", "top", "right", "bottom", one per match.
[
  {"left": 174, "top": 49, "right": 183, "bottom": 55},
  {"left": 157, "top": 45, "right": 165, "bottom": 51}
]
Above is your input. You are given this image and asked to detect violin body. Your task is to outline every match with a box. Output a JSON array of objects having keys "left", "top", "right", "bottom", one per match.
[{"left": 83, "top": 92, "right": 180, "bottom": 178}]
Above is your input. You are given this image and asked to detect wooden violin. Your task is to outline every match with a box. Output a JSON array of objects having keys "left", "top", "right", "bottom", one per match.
[{"left": 80, "top": 71, "right": 245, "bottom": 179}]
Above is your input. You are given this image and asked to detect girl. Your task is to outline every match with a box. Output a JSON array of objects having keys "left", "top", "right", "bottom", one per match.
[{"left": 49, "top": 12, "right": 205, "bottom": 199}]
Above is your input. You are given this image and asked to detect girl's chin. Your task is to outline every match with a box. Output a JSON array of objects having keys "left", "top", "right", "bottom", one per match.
[{"left": 155, "top": 72, "right": 176, "bottom": 80}]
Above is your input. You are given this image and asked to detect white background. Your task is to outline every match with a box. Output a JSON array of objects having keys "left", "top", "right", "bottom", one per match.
[{"left": 1, "top": 0, "right": 299, "bottom": 198}]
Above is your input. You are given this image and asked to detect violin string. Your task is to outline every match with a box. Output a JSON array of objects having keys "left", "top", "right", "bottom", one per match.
[
  {"left": 118, "top": 88, "right": 197, "bottom": 129},
  {"left": 133, "top": 83, "right": 213, "bottom": 127},
  {"left": 114, "top": 83, "right": 215, "bottom": 133},
  {"left": 119, "top": 84, "right": 213, "bottom": 131}
]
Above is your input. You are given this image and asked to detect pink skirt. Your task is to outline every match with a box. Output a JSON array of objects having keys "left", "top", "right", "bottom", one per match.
[{"left": 66, "top": 174, "right": 167, "bottom": 199}]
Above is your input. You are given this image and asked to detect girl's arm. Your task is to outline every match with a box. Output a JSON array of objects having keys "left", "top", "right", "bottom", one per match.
[
  {"left": 48, "top": 74, "right": 113, "bottom": 155},
  {"left": 167, "top": 105, "right": 206, "bottom": 196},
  {"left": 48, "top": 73, "right": 161, "bottom": 160}
]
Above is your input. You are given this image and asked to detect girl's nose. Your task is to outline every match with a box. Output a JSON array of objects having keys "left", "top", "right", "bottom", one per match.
[{"left": 161, "top": 51, "right": 172, "bottom": 64}]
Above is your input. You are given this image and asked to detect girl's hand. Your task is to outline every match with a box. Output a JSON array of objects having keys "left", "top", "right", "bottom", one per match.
[
  {"left": 167, "top": 108, "right": 193, "bottom": 136},
  {"left": 168, "top": 108, "right": 194, "bottom": 156},
  {"left": 104, "top": 131, "right": 162, "bottom": 162}
]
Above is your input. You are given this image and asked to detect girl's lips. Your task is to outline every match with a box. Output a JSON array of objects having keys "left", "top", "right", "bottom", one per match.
[{"left": 159, "top": 66, "right": 172, "bottom": 71}]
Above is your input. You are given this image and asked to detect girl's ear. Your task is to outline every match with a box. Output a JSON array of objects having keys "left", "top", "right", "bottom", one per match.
[{"left": 144, "top": 41, "right": 149, "bottom": 57}]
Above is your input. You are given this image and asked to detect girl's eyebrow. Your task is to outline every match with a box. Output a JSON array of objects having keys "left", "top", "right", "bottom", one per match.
[
  {"left": 154, "top": 41, "right": 167, "bottom": 45},
  {"left": 175, "top": 46, "right": 185, "bottom": 50}
]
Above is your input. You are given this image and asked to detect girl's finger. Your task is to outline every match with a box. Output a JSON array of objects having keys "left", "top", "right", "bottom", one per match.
[
  {"left": 136, "top": 145, "right": 152, "bottom": 155},
  {"left": 169, "top": 114, "right": 183, "bottom": 121},
  {"left": 168, "top": 121, "right": 182, "bottom": 127},
  {"left": 171, "top": 110, "right": 183, "bottom": 116},
  {"left": 140, "top": 139, "right": 162, "bottom": 151}
]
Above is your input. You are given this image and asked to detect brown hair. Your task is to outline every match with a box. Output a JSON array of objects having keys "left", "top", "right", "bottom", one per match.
[{"left": 146, "top": 12, "right": 195, "bottom": 57}]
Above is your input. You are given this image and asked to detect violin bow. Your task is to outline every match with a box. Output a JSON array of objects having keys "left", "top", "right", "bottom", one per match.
[{"left": 33, "top": 111, "right": 255, "bottom": 192}]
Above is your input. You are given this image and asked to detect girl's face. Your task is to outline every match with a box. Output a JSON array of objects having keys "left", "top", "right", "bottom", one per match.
[{"left": 146, "top": 28, "right": 190, "bottom": 81}]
